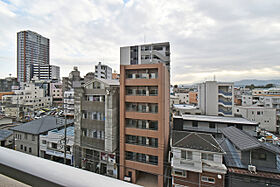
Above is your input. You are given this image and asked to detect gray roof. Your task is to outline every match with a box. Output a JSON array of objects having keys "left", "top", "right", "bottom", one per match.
[
  {"left": 0, "top": 130, "right": 13, "bottom": 141},
  {"left": 220, "top": 126, "right": 280, "bottom": 154},
  {"left": 172, "top": 130, "right": 224, "bottom": 153},
  {"left": 218, "top": 137, "right": 280, "bottom": 174},
  {"left": 175, "top": 114, "right": 258, "bottom": 125},
  {"left": 10, "top": 116, "right": 73, "bottom": 135}
]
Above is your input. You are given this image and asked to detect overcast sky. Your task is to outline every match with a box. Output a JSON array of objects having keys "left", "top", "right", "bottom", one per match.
[{"left": 0, "top": 0, "right": 280, "bottom": 84}]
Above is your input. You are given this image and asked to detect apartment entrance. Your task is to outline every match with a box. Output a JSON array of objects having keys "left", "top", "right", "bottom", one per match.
[{"left": 136, "top": 171, "right": 157, "bottom": 187}]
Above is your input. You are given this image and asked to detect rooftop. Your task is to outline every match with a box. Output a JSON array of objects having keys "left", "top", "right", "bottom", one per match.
[
  {"left": 220, "top": 126, "right": 280, "bottom": 154},
  {"left": 10, "top": 116, "right": 73, "bottom": 135},
  {"left": 174, "top": 114, "right": 258, "bottom": 125},
  {"left": 0, "top": 129, "right": 13, "bottom": 141},
  {"left": 172, "top": 131, "right": 224, "bottom": 153},
  {"left": 173, "top": 104, "right": 198, "bottom": 110},
  {"left": 49, "top": 126, "right": 74, "bottom": 136}
]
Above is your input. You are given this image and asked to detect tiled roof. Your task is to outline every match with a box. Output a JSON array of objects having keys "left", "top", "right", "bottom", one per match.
[
  {"left": 10, "top": 116, "right": 73, "bottom": 135},
  {"left": 228, "top": 167, "right": 280, "bottom": 179},
  {"left": 172, "top": 130, "right": 224, "bottom": 153},
  {"left": 0, "top": 129, "right": 13, "bottom": 141},
  {"left": 220, "top": 126, "right": 280, "bottom": 154}
]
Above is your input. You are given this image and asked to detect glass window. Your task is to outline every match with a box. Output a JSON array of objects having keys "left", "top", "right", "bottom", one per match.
[{"left": 181, "top": 150, "right": 186, "bottom": 159}]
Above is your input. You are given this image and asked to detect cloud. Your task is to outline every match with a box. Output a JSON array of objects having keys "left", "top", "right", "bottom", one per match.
[{"left": 0, "top": 0, "right": 279, "bottom": 84}]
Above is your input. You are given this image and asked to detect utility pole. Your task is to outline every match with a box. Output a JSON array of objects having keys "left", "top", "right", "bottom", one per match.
[{"left": 64, "top": 94, "right": 67, "bottom": 164}]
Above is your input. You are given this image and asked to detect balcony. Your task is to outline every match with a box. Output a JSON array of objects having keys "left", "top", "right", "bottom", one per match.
[
  {"left": 218, "top": 90, "right": 232, "bottom": 96},
  {"left": 218, "top": 108, "right": 232, "bottom": 115},
  {"left": 218, "top": 99, "right": 232, "bottom": 106}
]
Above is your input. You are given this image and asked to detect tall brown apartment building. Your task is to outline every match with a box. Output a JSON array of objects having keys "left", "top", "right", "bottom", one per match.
[{"left": 119, "top": 42, "right": 170, "bottom": 187}]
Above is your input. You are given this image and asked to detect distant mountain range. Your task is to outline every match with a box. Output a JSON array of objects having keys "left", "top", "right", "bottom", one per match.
[
  {"left": 234, "top": 79, "right": 280, "bottom": 87},
  {"left": 177, "top": 79, "right": 280, "bottom": 88}
]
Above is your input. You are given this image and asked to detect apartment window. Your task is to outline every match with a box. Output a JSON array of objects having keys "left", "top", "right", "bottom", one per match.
[
  {"left": 257, "top": 111, "right": 261, "bottom": 115},
  {"left": 42, "top": 140, "right": 47, "bottom": 144},
  {"left": 52, "top": 143, "right": 57, "bottom": 149},
  {"left": 20, "top": 145, "right": 23, "bottom": 150},
  {"left": 181, "top": 150, "right": 186, "bottom": 159},
  {"left": 209, "top": 122, "right": 215, "bottom": 129},
  {"left": 24, "top": 146, "right": 27, "bottom": 152},
  {"left": 187, "top": 151, "right": 193, "bottom": 160},
  {"left": 202, "top": 153, "right": 214, "bottom": 161},
  {"left": 252, "top": 151, "right": 266, "bottom": 160},
  {"left": 29, "top": 147, "right": 32, "bottom": 153},
  {"left": 173, "top": 169, "right": 186, "bottom": 177},
  {"left": 201, "top": 176, "right": 215, "bottom": 184},
  {"left": 192, "top": 121, "right": 198, "bottom": 127}
]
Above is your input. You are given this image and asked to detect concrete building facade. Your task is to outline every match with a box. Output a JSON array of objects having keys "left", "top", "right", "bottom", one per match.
[
  {"left": 74, "top": 78, "right": 119, "bottom": 178},
  {"left": 198, "top": 81, "right": 234, "bottom": 116},
  {"left": 119, "top": 42, "right": 170, "bottom": 187},
  {"left": 95, "top": 62, "right": 112, "bottom": 79},
  {"left": 17, "top": 31, "right": 49, "bottom": 82},
  {"left": 234, "top": 106, "right": 277, "bottom": 132},
  {"left": 33, "top": 64, "right": 60, "bottom": 81}
]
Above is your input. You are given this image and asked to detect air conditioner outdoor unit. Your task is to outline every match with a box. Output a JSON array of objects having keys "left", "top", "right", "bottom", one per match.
[{"left": 248, "top": 165, "right": 256, "bottom": 173}]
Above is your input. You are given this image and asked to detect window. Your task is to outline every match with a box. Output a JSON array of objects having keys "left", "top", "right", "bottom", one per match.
[
  {"left": 24, "top": 133, "right": 27, "bottom": 140},
  {"left": 20, "top": 145, "right": 23, "bottom": 150},
  {"left": 192, "top": 121, "right": 198, "bottom": 127},
  {"left": 202, "top": 153, "right": 214, "bottom": 161},
  {"left": 252, "top": 151, "right": 266, "bottom": 160},
  {"left": 201, "top": 176, "right": 215, "bottom": 184},
  {"left": 181, "top": 150, "right": 186, "bottom": 159},
  {"left": 187, "top": 151, "right": 193, "bottom": 160},
  {"left": 24, "top": 146, "right": 27, "bottom": 152},
  {"left": 257, "top": 111, "right": 261, "bottom": 115},
  {"left": 32, "top": 135, "right": 35, "bottom": 141},
  {"left": 29, "top": 147, "right": 32, "bottom": 153},
  {"left": 52, "top": 143, "right": 57, "bottom": 149},
  {"left": 42, "top": 140, "right": 47, "bottom": 144},
  {"left": 209, "top": 122, "right": 215, "bottom": 129},
  {"left": 173, "top": 169, "right": 186, "bottom": 177}
]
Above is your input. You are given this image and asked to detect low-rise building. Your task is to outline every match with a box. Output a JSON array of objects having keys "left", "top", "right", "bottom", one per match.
[
  {"left": 175, "top": 93, "right": 188, "bottom": 104},
  {"left": 234, "top": 106, "right": 277, "bottom": 132},
  {"left": 50, "top": 82, "right": 63, "bottom": 107},
  {"left": 173, "top": 114, "right": 258, "bottom": 138},
  {"left": 40, "top": 126, "right": 74, "bottom": 165},
  {"left": 170, "top": 95, "right": 180, "bottom": 108},
  {"left": 218, "top": 126, "right": 280, "bottom": 187},
  {"left": 1, "top": 81, "right": 52, "bottom": 118},
  {"left": 0, "top": 129, "right": 13, "bottom": 148},
  {"left": 64, "top": 89, "right": 74, "bottom": 117},
  {"left": 171, "top": 131, "right": 227, "bottom": 187},
  {"left": 172, "top": 104, "right": 202, "bottom": 116},
  {"left": 10, "top": 116, "right": 73, "bottom": 157}
]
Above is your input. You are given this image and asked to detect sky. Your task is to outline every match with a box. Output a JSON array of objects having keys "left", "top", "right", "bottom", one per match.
[{"left": 0, "top": 0, "right": 280, "bottom": 85}]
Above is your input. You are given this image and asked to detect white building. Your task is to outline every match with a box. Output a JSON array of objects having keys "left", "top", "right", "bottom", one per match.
[
  {"left": 33, "top": 64, "right": 60, "bottom": 81},
  {"left": 95, "top": 62, "right": 112, "bottom": 79},
  {"left": 1, "top": 82, "right": 52, "bottom": 118},
  {"left": 241, "top": 94, "right": 253, "bottom": 106},
  {"left": 64, "top": 89, "right": 74, "bottom": 117},
  {"left": 234, "top": 106, "right": 277, "bottom": 132},
  {"left": 50, "top": 82, "right": 63, "bottom": 107},
  {"left": 171, "top": 131, "right": 227, "bottom": 187},
  {"left": 198, "top": 81, "right": 234, "bottom": 116},
  {"left": 172, "top": 104, "right": 202, "bottom": 116},
  {"left": 40, "top": 126, "right": 74, "bottom": 165},
  {"left": 175, "top": 93, "right": 189, "bottom": 104}
]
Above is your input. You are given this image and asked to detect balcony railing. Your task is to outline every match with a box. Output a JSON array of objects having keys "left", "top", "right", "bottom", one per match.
[
  {"left": 218, "top": 90, "right": 232, "bottom": 96},
  {"left": 218, "top": 99, "right": 232, "bottom": 106},
  {"left": 218, "top": 108, "right": 232, "bottom": 115}
]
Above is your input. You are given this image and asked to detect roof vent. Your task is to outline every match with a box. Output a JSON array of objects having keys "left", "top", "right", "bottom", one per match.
[{"left": 248, "top": 165, "right": 256, "bottom": 173}]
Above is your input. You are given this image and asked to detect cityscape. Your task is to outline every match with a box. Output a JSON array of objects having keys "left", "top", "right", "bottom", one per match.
[{"left": 1, "top": 1, "right": 280, "bottom": 187}]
